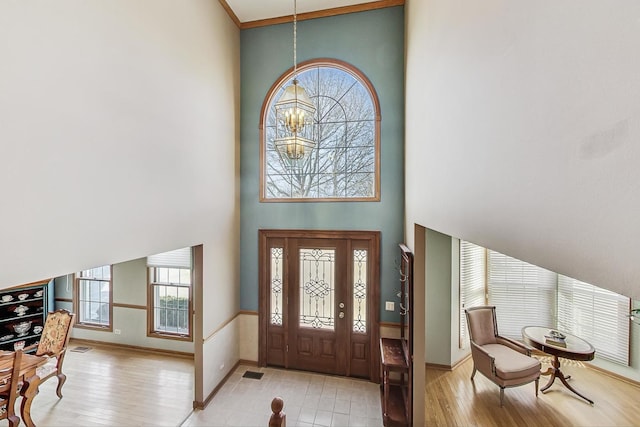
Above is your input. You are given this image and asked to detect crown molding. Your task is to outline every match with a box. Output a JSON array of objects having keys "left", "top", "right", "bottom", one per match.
[{"left": 220, "top": 0, "right": 404, "bottom": 30}]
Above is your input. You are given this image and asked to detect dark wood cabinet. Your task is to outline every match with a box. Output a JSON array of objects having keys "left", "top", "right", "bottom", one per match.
[
  {"left": 0, "top": 279, "right": 53, "bottom": 352},
  {"left": 380, "top": 244, "right": 413, "bottom": 427}
]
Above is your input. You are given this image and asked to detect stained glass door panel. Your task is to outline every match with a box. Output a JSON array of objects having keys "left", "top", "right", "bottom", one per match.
[
  {"left": 266, "top": 238, "right": 286, "bottom": 367},
  {"left": 299, "top": 248, "right": 335, "bottom": 330},
  {"left": 289, "top": 239, "right": 348, "bottom": 375}
]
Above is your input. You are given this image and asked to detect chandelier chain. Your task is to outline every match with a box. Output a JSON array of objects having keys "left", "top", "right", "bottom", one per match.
[{"left": 293, "top": 0, "right": 297, "bottom": 78}]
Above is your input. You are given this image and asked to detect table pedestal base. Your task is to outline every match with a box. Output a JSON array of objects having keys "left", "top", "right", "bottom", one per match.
[{"left": 541, "top": 355, "right": 593, "bottom": 405}]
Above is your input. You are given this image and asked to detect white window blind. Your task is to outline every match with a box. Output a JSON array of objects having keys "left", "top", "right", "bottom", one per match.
[
  {"left": 557, "top": 275, "right": 630, "bottom": 365},
  {"left": 459, "top": 241, "right": 486, "bottom": 348},
  {"left": 487, "top": 250, "right": 557, "bottom": 339},
  {"left": 78, "top": 265, "right": 111, "bottom": 280},
  {"left": 147, "top": 247, "right": 192, "bottom": 269}
]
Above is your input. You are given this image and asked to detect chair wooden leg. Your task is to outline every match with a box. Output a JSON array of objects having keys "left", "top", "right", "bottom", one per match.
[
  {"left": 535, "top": 377, "right": 539, "bottom": 397},
  {"left": 56, "top": 372, "right": 67, "bottom": 399},
  {"left": 500, "top": 387, "right": 504, "bottom": 407},
  {"left": 8, "top": 414, "right": 20, "bottom": 427},
  {"left": 471, "top": 366, "right": 477, "bottom": 381}
]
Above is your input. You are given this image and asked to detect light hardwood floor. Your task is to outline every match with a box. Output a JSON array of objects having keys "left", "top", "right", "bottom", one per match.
[
  {"left": 426, "top": 354, "right": 640, "bottom": 427},
  {"left": 27, "top": 340, "right": 195, "bottom": 427},
  {"left": 19, "top": 341, "right": 640, "bottom": 427}
]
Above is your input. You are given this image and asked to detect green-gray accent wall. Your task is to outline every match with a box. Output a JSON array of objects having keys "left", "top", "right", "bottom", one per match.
[
  {"left": 240, "top": 7, "right": 405, "bottom": 322},
  {"left": 422, "top": 230, "right": 469, "bottom": 367}
]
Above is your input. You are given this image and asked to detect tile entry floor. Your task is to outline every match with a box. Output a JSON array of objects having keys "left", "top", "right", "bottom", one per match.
[{"left": 182, "top": 364, "right": 383, "bottom": 427}]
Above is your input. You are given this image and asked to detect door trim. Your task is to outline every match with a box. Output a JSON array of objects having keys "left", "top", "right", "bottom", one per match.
[{"left": 258, "top": 229, "right": 380, "bottom": 381}]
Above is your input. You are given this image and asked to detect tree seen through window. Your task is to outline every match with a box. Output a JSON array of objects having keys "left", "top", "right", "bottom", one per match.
[{"left": 262, "top": 60, "right": 380, "bottom": 201}]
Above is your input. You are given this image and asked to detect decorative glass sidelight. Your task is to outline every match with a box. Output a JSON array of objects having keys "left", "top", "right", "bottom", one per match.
[
  {"left": 299, "top": 248, "right": 335, "bottom": 330},
  {"left": 352, "top": 249, "right": 368, "bottom": 333},
  {"left": 270, "top": 247, "right": 284, "bottom": 326}
]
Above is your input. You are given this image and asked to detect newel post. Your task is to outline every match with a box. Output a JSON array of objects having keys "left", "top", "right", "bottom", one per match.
[{"left": 269, "top": 397, "right": 286, "bottom": 427}]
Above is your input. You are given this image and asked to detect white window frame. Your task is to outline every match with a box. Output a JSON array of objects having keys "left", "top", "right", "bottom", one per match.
[
  {"left": 147, "top": 247, "right": 193, "bottom": 341},
  {"left": 74, "top": 265, "right": 112, "bottom": 331}
]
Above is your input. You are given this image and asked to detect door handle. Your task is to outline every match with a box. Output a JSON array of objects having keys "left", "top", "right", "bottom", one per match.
[{"left": 339, "top": 312, "right": 345, "bottom": 319}]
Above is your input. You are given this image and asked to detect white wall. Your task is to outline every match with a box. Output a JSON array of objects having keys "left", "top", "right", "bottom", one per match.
[
  {"left": 0, "top": 0, "right": 238, "bottom": 287},
  {"left": 200, "top": 235, "right": 241, "bottom": 402},
  {"left": 0, "top": 0, "right": 240, "bottom": 405},
  {"left": 405, "top": 0, "right": 640, "bottom": 300}
]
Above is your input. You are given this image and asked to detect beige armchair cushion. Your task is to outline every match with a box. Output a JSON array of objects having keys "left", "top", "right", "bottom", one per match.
[{"left": 483, "top": 344, "right": 541, "bottom": 380}]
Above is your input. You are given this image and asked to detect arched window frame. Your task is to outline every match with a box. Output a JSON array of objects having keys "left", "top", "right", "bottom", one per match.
[{"left": 259, "top": 58, "right": 381, "bottom": 202}]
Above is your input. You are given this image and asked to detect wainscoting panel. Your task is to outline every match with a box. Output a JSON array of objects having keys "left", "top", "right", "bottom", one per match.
[{"left": 238, "top": 311, "right": 259, "bottom": 362}]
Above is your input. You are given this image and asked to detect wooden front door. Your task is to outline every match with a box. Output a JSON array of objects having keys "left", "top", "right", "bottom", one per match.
[
  {"left": 259, "top": 230, "right": 380, "bottom": 380},
  {"left": 289, "top": 238, "right": 346, "bottom": 374}
]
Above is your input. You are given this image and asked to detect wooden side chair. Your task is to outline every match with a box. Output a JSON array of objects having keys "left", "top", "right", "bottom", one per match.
[
  {"left": 465, "top": 306, "right": 541, "bottom": 406},
  {"left": 0, "top": 350, "right": 24, "bottom": 427},
  {"left": 26, "top": 309, "right": 75, "bottom": 399}
]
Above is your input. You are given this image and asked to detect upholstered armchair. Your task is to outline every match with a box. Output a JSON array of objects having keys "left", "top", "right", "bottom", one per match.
[
  {"left": 465, "top": 306, "right": 541, "bottom": 406},
  {"left": 26, "top": 309, "right": 75, "bottom": 399}
]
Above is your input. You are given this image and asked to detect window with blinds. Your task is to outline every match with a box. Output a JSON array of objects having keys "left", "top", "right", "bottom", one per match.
[
  {"left": 487, "top": 251, "right": 557, "bottom": 339},
  {"left": 557, "top": 275, "right": 630, "bottom": 365},
  {"left": 458, "top": 244, "right": 631, "bottom": 366},
  {"left": 459, "top": 241, "right": 486, "bottom": 348},
  {"left": 147, "top": 247, "right": 192, "bottom": 269}
]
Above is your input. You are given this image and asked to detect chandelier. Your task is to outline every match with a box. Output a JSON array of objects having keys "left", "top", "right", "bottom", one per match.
[{"left": 274, "top": 0, "right": 316, "bottom": 162}]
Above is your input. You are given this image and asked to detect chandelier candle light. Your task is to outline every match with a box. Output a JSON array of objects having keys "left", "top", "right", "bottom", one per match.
[{"left": 274, "top": 0, "right": 316, "bottom": 162}]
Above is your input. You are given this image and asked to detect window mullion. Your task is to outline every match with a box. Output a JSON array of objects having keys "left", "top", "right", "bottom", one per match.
[{"left": 147, "top": 250, "right": 193, "bottom": 340}]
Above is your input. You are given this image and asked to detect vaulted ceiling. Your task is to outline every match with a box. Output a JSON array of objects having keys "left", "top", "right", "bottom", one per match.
[{"left": 221, "top": 0, "right": 402, "bottom": 27}]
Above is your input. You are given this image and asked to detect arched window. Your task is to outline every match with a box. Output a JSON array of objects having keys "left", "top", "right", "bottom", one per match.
[{"left": 260, "top": 59, "right": 380, "bottom": 201}]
